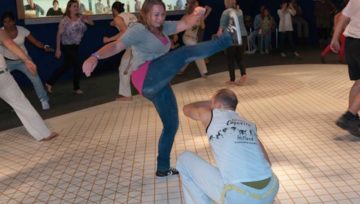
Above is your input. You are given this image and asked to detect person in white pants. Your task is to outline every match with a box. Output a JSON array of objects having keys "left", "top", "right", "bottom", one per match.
[
  {"left": 177, "top": 88, "right": 278, "bottom": 204},
  {"left": 103, "top": 1, "right": 137, "bottom": 101},
  {"left": 180, "top": 0, "right": 208, "bottom": 77},
  {"left": 0, "top": 29, "right": 58, "bottom": 141}
]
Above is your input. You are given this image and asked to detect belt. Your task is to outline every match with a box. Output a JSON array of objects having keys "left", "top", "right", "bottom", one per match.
[
  {"left": 0, "top": 68, "right": 9, "bottom": 74},
  {"left": 4, "top": 57, "right": 18, "bottom": 61}
]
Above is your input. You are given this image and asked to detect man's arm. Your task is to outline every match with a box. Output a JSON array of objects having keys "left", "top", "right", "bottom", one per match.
[
  {"left": 183, "top": 100, "right": 212, "bottom": 127},
  {"left": 0, "top": 30, "right": 36, "bottom": 75},
  {"left": 258, "top": 139, "right": 271, "bottom": 166}
]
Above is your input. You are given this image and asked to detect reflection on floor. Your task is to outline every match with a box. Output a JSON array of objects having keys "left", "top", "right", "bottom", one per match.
[{"left": 1, "top": 64, "right": 360, "bottom": 204}]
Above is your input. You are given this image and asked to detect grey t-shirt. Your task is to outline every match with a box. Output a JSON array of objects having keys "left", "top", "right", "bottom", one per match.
[
  {"left": 220, "top": 9, "right": 248, "bottom": 36},
  {"left": 120, "top": 21, "right": 177, "bottom": 70}
]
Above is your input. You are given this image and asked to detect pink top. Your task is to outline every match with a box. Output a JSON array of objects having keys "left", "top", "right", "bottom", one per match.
[{"left": 131, "top": 36, "right": 169, "bottom": 95}]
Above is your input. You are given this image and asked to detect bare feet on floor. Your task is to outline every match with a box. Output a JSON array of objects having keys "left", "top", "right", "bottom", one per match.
[
  {"left": 115, "top": 95, "right": 132, "bottom": 101},
  {"left": 235, "top": 75, "right": 247, "bottom": 86},
  {"left": 40, "top": 132, "right": 58, "bottom": 141}
]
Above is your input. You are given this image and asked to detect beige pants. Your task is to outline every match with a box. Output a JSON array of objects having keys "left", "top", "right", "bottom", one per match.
[
  {"left": 181, "top": 36, "right": 208, "bottom": 75},
  {"left": 0, "top": 71, "right": 51, "bottom": 140},
  {"left": 118, "top": 48, "right": 132, "bottom": 97}
]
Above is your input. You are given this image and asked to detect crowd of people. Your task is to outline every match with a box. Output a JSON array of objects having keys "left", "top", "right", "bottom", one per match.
[{"left": 1, "top": 0, "right": 357, "bottom": 203}]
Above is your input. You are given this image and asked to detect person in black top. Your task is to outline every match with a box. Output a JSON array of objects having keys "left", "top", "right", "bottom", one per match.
[{"left": 47, "top": 0, "right": 64, "bottom": 16}]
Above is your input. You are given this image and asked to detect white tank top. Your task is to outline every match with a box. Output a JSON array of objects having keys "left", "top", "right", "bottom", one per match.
[
  {"left": 118, "top": 12, "right": 137, "bottom": 29},
  {"left": 206, "top": 109, "right": 272, "bottom": 184}
]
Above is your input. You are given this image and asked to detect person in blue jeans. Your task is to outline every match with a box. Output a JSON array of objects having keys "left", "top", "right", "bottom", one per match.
[
  {"left": 1, "top": 11, "right": 53, "bottom": 110},
  {"left": 82, "top": 0, "right": 241, "bottom": 177}
]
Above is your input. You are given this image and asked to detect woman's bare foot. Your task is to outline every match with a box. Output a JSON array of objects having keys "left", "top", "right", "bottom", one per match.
[
  {"left": 235, "top": 75, "right": 247, "bottom": 86},
  {"left": 40, "top": 132, "right": 58, "bottom": 141},
  {"left": 225, "top": 80, "right": 237, "bottom": 85},
  {"left": 115, "top": 95, "right": 132, "bottom": 101}
]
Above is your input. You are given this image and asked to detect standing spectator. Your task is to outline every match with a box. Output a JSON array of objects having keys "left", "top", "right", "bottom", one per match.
[
  {"left": 1, "top": 12, "right": 52, "bottom": 110},
  {"left": 46, "top": 0, "right": 94, "bottom": 94},
  {"left": 278, "top": 1, "right": 299, "bottom": 57},
  {"left": 0, "top": 29, "right": 58, "bottom": 141},
  {"left": 259, "top": 8, "right": 274, "bottom": 54},
  {"left": 47, "top": 0, "right": 64, "bottom": 16},
  {"left": 177, "top": 89, "right": 279, "bottom": 204},
  {"left": 291, "top": 0, "right": 308, "bottom": 42},
  {"left": 95, "top": 0, "right": 105, "bottom": 14},
  {"left": 103, "top": 1, "right": 137, "bottom": 101},
  {"left": 24, "top": 0, "right": 45, "bottom": 17},
  {"left": 314, "top": 0, "right": 337, "bottom": 45},
  {"left": 217, "top": 0, "right": 248, "bottom": 85},
  {"left": 331, "top": 0, "right": 360, "bottom": 137}
]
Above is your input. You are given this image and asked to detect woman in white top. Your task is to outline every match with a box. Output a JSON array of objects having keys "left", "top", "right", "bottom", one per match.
[
  {"left": 103, "top": 2, "right": 137, "bottom": 101},
  {"left": 277, "top": 1, "right": 299, "bottom": 57},
  {"left": 180, "top": 0, "right": 208, "bottom": 77},
  {"left": 0, "top": 29, "right": 58, "bottom": 141},
  {"left": 1, "top": 11, "right": 53, "bottom": 110}
]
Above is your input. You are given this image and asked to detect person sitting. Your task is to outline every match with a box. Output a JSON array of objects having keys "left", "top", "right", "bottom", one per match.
[{"left": 177, "top": 88, "right": 279, "bottom": 204}]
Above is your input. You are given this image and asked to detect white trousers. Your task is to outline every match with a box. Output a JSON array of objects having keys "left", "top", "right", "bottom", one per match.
[
  {"left": 0, "top": 71, "right": 51, "bottom": 140},
  {"left": 176, "top": 151, "right": 279, "bottom": 204},
  {"left": 118, "top": 48, "right": 132, "bottom": 97},
  {"left": 181, "top": 36, "right": 208, "bottom": 75}
]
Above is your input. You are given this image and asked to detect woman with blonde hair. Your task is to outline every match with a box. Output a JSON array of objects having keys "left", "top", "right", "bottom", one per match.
[
  {"left": 83, "top": 0, "right": 241, "bottom": 177},
  {"left": 217, "top": 0, "right": 248, "bottom": 85}
]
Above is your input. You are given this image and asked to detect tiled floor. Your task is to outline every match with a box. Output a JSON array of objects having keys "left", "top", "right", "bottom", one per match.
[{"left": 1, "top": 64, "right": 360, "bottom": 204}]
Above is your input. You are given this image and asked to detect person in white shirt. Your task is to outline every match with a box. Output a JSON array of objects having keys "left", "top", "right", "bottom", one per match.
[
  {"left": 103, "top": 1, "right": 137, "bottom": 101},
  {"left": 0, "top": 29, "right": 58, "bottom": 141},
  {"left": 277, "top": 1, "right": 299, "bottom": 57},
  {"left": 1, "top": 12, "right": 53, "bottom": 110},
  {"left": 331, "top": 0, "right": 360, "bottom": 137},
  {"left": 177, "top": 88, "right": 279, "bottom": 204}
]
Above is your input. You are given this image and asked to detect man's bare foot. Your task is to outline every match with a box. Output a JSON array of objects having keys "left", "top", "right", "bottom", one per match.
[
  {"left": 40, "top": 132, "right": 58, "bottom": 141},
  {"left": 115, "top": 95, "right": 132, "bottom": 101}
]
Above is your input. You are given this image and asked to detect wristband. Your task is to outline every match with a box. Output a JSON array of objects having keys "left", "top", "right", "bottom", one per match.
[{"left": 91, "top": 52, "right": 100, "bottom": 60}]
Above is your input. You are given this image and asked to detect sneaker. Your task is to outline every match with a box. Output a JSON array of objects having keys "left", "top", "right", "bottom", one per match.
[
  {"left": 294, "top": 52, "right": 300, "bottom": 57},
  {"left": 280, "top": 52, "right": 287, "bottom": 57},
  {"left": 226, "top": 9, "right": 242, "bottom": 45},
  {"left": 156, "top": 167, "right": 179, "bottom": 177},
  {"left": 41, "top": 100, "right": 50, "bottom": 110},
  {"left": 336, "top": 114, "right": 360, "bottom": 137}
]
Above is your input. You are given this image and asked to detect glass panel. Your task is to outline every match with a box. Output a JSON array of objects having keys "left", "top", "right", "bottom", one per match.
[{"left": 21, "top": 0, "right": 186, "bottom": 19}]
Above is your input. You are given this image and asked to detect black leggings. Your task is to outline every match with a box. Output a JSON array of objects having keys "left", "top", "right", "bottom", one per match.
[
  {"left": 225, "top": 38, "right": 246, "bottom": 81},
  {"left": 47, "top": 44, "right": 82, "bottom": 90}
]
